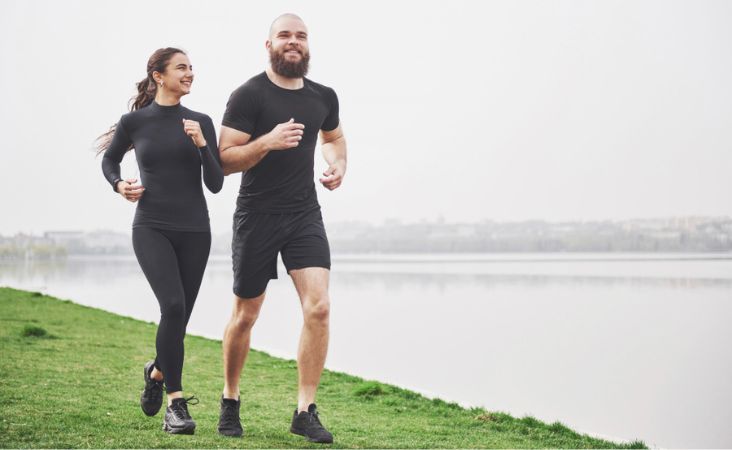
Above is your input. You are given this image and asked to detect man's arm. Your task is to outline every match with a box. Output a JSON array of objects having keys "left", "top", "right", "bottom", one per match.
[
  {"left": 218, "top": 126, "right": 263, "bottom": 176},
  {"left": 319, "top": 123, "right": 347, "bottom": 191},
  {"left": 219, "top": 119, "right": 305, "bottom": 176}
]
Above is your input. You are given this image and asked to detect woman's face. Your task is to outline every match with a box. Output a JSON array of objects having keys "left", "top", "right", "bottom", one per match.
[{"left": 154, "top": 52, "right": 194, "bottom": 96}]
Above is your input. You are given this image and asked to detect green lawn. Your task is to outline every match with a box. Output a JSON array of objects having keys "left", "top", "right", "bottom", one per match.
[{"left": 0, "top": 287, "right": 645, "bottom": 448}]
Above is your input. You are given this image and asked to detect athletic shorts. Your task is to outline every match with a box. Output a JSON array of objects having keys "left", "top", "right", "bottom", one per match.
[{"left": 232, "top": 206, "right": 331, "bottom": 298}]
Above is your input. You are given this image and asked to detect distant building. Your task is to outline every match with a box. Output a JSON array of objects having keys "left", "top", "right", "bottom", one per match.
[{"left": 43, "top": 230, "right": 131, "bottom": 255}]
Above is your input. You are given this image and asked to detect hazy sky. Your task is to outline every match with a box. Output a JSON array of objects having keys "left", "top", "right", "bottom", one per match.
[{"left": 1, "top": 0, "right": 731, "bottom": 235}]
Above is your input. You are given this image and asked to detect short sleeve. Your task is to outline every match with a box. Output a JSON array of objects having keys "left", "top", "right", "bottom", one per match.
[
  {"left": 321, "top": 88, "right": 340, "bottom": 132},
  {"left": 222, "top": 85, "right": 258, "bottom": 135}
]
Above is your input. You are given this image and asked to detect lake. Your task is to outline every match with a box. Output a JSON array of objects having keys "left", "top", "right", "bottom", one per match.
[{"left": 2, "top": 252, "right": 731, "bottom": 448}]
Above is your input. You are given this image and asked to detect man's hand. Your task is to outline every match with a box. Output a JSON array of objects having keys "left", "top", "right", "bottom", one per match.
[
  {"left": 264, "top": 118, "right": 304, "bottom": 150},
  {"left": 117, "top": 178, "right": 145, "bottom": 202},
  {"left": 319, "top": 160, "right": 346, "bottom": 191}
]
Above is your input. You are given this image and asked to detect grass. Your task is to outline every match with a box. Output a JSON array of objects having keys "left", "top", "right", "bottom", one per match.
[
  {"left": 20, "top": 324, "right": 50, "bottom": 338},
  {"left": 0, "top": 287, "right": 646, "bottom": 448}
]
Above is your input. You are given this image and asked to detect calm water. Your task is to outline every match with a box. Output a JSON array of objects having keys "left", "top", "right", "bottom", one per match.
[{"left": 2, "top": 253, "right": 731, "bottom": 448}]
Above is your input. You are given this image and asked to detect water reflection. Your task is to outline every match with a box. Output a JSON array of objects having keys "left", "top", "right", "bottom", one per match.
[{"left": 4, "top": 255, "right": 731, "bottom": 290}]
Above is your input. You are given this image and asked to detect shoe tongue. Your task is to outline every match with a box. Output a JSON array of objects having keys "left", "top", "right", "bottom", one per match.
[
  {"left": 308, "top": 403, "right": 317, "bottom": 414},
  {"left": 171, "top": 398, "right": 187, "bottom": 406},
  {"left": 222, "top": 397, "right": 239, "bottom": 407}
]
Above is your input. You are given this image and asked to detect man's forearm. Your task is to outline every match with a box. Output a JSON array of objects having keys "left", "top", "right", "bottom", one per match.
[
  {"left": 221, "top": 137, "right": 271, "bottom": 175},
  {"left": 322, "top": 136, "right": 347, "bottom": 166}
]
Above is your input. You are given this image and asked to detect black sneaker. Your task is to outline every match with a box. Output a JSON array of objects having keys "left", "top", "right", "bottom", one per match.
[
  {"left": 217, "top": 396, "right": 243, "bottom": 437},
  {"left": 162, "top": 396, "right": 198, "bottom": 435},
  {"left": 290, "top": 403, "right": 333, "bottom": 444},
  {"left": 140, "top": 360, "right": 164, "bottom": 416}
]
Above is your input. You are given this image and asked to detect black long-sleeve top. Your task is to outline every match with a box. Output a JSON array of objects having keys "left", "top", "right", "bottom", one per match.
[{"left": 102, "top": 101, "right": 223, "bottom": 232}]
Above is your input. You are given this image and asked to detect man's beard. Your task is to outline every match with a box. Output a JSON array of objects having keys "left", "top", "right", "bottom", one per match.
[{"left": 269, "top": 46, "right": 310, "bottom": 78}]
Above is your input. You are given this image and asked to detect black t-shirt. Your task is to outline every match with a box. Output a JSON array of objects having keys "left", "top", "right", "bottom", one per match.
[
  {"left": 222, "top": 72, "right": 340, "bottom": 213},
  {"left": 101, "top": 101, "right": 223, "bottom": 231}
]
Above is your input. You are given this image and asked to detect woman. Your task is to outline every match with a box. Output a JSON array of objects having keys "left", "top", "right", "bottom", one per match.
[{"left": 98, "top": 47, "right": 223, "bottom": 435}]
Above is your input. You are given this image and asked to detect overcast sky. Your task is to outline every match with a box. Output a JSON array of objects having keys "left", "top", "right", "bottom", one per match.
[{"left": 1, "top": 0, "right": 731, "bottom": 235}]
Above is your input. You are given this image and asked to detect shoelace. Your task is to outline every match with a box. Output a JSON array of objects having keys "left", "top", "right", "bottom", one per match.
[
  {"left": 220, "top": 404, "right": 239, "bottom": 427},
  {"left": 147, "top": 379, "right": 164, "bottom": 389},
  {"left": 171, "top": 396, "right": 199, "bottom": 420},
  {"left": 151, "top": 387, "right": 163, "bottom": 402},
  {"left": 183, "top": 395, "right": 199, "bottom": 406},
  {"left": 144, "top": 379, "right": 163, "bottom": 401},
  {"left": 309, "top": 410, "right": 326, "bottom": 430}
]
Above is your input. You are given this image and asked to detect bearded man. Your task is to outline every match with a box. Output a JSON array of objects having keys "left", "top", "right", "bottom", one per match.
[{"left": 215, "top": 13, "right": 347, "bottom": 444}]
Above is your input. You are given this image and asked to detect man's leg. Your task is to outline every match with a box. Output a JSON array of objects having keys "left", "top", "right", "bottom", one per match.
[
  {"left": 221, "top": 209, "right": 281, "bottom": 437},
  {"left": 226, "top": 209, "right": 279, "bottom": 399},
  {"left": 222, "top": 293, "right": 266, "bottom": 400},
  {"left": 289, "top": 267, "right": 330, "bottom": 411}
]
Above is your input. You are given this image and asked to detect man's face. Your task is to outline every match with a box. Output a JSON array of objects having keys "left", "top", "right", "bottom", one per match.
[{"left": 267, "top": 16, "right": 310, "bottom": 78}]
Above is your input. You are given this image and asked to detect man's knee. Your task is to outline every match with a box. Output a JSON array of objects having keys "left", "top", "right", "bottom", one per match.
[
  {"left": 303, "top": 295, "right": 330, "bottom": 324},
  {"left": 229, "top": 295, "right": 264, "bottom": 331}
]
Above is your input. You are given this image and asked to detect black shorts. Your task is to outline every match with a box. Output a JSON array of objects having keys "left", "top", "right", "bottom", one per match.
[{"left": 232, "top": 206, "right": 331, "bottom": 298}]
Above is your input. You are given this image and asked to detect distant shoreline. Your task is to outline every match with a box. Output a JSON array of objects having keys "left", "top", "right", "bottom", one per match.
[{"left": 7, "top": 250, "right": 729, "bottom": 263}]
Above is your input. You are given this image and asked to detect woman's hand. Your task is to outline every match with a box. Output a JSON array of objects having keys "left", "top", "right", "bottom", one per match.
[
  {"left": 116, "top": 178, "right": 145, "bottom": 202},
  {"left": 183, "top": 119, "right": 207, "bottom": 148}
]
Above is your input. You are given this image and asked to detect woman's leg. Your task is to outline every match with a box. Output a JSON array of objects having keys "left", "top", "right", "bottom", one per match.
[
  {"left": 172, "top": 230, "right": 212, "bottom": 329},
  {"left": 132, "top": 227, "right": 188, "bottom": 396}
]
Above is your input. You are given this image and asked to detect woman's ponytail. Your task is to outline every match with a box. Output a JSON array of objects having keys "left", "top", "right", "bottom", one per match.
[{"left": 130, "top": 76, "right": 157, "bottom": 111}]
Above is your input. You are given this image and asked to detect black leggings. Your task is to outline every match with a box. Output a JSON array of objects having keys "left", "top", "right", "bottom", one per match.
[{"left": 132, "top": 227, "right": 211, "bottom": 393}]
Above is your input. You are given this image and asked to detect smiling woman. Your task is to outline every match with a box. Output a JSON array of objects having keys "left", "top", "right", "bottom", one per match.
[
  {"left": 96, "top": 48, "right": 190, "bottom": 155},
  {"left": 95, "top": 47, "right": 223, "bottom": 436}
]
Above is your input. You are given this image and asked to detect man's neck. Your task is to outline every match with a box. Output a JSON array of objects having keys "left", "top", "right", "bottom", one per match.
[{"left": 266, "top": 67, "right": 304, "bottom": 90}]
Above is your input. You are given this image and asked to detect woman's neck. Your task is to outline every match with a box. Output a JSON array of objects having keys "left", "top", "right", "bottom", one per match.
[{"left": 154, "top": 91, "right": 181, "bottom": 106}]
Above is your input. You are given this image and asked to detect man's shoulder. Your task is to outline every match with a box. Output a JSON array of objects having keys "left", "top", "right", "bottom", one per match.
[
  {"left": 304, "top": 77, "right": 337, "bottom": 97},
  {"left": 229, "top": 72, "right": 268, "bottom": 97}
]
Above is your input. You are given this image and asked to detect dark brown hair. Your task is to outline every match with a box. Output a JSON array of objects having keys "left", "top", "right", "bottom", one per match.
[{"left": 95, "top": 47, "right": 186, "bottom": 154}]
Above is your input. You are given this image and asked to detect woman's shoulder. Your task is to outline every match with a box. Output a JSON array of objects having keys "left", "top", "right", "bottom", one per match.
[
  {"left": 116, "top": 107, "right": 153, "bottom": 137},
  {"left": 181, "top": 106, "right": 213, "bottom": 124},
  {"left": 119, "top": 106, "right": 152, "bottom": 127}
]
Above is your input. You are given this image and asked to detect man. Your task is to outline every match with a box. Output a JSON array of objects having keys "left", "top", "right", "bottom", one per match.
[{"left": 216, "top": 13, "right": 347, "bottom": 444}]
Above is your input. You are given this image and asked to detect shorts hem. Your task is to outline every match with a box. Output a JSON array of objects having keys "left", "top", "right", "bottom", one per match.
[
  {"left": 233, "top": 286, "right": 268, "bottom": 299},
  {"left": 285, "top": 263, "right": 331, "bottom": 274}
]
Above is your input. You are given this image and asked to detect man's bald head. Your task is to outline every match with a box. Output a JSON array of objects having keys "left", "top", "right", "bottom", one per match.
[{"left": 269, "top": 13, "right": 307, "bottom": 39}]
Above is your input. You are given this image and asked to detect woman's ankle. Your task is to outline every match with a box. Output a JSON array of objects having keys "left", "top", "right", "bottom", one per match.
[
  {"left": 150, "top": 367, "right": 164, "bottom": 382},
  {"left": 167, "top": 391, "right": 182, "bottom": 406}
]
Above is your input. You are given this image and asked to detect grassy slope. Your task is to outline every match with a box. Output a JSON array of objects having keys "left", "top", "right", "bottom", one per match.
[{"left": 0, "top": 287, "right": 645, "bottom": 448}]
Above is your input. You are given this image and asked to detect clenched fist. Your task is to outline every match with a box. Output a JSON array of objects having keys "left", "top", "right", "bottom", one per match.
[
  {"left": 116, "top": 178, "right": 145, "bottom": 203},
  {"left": 183, "top": 119, "right": 207, "bottom": 148},
  {"left": 264, "top": 118, "right": 304, "bottom": 150}
]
